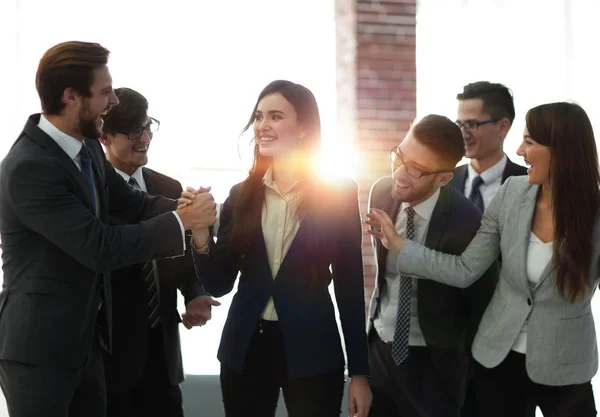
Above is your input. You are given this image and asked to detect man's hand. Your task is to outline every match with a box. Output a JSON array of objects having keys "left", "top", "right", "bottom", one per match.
[
  {"left": 348, "top": 375, "right": 372, "bottom": 417},
  {"left": 176, "top": 186, "right": 216, "bottom": 231},
  {"left": 365, "top": 208, "right": 405, "bottom": 253},
  {"left": 181, "top": 295, "right": 221, "bottom": 329}
]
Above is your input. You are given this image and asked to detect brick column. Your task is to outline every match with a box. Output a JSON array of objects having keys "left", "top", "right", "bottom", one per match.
[{"left": 336, "top": 0, "right": 417, "bottom": 305}]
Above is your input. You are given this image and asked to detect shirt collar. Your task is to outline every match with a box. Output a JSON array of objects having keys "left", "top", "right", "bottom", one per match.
[
  {"left": 262, "top": 165, "right": 300, "bottom": 196},
  {"left": 400, "top": 187, "right": 440, "bottom": 222},
  {"left": 467, "top": 154, "right": 507, "bottom": 184},
  {"left": 114, "top": 167, "right": 144, "bottom": 186},
  {"left": 38, "top": 114, "right": 83, "bottom": 160}
]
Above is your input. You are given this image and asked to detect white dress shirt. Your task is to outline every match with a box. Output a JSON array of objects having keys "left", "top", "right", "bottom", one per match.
[
  {"left": 511, "top": 232, "right": 553, "bottom": 353},
  {"left": 114, "top": 167, "right": 148, "bottom": 192},
  {"left": 38, "top": 115, "right": 185, "bottom": 247},
  {"left": 374, "top": 188, "right": 440, "bottom": 345},
  {"left": 464, "top": 155, "right": 507, "bottom": 209}
]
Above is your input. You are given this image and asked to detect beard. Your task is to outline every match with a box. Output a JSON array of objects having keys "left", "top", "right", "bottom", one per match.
[
  {"left": 78, "top": 100, "right": 102, "bottom": 139},
  {"left": 391, "top": 176, "right": 437, "bottom": 204}
]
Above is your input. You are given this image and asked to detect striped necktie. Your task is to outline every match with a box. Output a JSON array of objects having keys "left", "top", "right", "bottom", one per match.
[
  {"left": 391, "top": 206, "right": 415, "bottom": 365},
  {"left": 128, "top": 177, "right": 161, "bottom": 328}
]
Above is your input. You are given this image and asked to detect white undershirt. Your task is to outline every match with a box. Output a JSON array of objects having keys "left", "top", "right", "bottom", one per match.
[{"left": 511, "top": 232, "right": 553, "bottom": 353}]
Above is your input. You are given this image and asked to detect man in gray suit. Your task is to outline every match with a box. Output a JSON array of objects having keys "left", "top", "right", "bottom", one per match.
[{"left": 366, "top": 115, "right": 498, "bottom": 417}]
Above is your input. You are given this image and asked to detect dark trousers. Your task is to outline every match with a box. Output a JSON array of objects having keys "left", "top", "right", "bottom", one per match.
[
  {"left": 220, "top": 320, "right": 345, "bottom": 417},
  {"left": 0, "top": 342, "right": 105, "bottom": 417},
  {"left": 461, "top": 360, "right": 536, "bottom": 417},
  {"left": 106, "top": 326, "right": 183, "bottom": 417},
  {"left": 475, "top": 350, "right": 596, "bottom": 417},
  {"left": 368, "top": 331, "right": 469, "bottom": 417}
]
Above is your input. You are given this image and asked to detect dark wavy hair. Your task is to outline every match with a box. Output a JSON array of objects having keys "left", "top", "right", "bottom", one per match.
[
  {"left": 229, "top": 80, "right": 321, "bottom": 256},
  {"left": 526, "top": 102, "right": 600, "bottom": 302}
]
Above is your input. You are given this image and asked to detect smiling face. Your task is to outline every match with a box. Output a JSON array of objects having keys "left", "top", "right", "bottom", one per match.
[
  {"left": 102, "top": 116, "right": 153, "bottom": 175},
  {"left": 391, "top": 132, "right": 454, "bottom": 204},
  {"left": 73, "top": 66, "right": 118, "bottom": 139},
  {"left": 457, "top": 98, "right": 505, "bottom": 161},
  {"left": 517, "top": 127, "right": 552, "bottom": 185},
  {"left": 253, "top": 93, "right": 303, "bottom": 159}
]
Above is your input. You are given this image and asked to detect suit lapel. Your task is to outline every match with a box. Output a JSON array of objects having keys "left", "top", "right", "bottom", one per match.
[
  {"left": 424, "top": 187, "right": 452, "bottom": 250},
  {"left": 377, "top": 193, "right": 401, "bottom": 278},
  {"left": 517, "top": 185, "right": 539, "bottom": 292},
  {"left": 502, "top": 158, "right": 527, "bottom": 183},
  {"left": 23, "top": 116, "right": 96, "bottom": 212},
  {"left": 450, "top": 165, "right": 468, "bottom": 194},
  {"left": 142, "top": 168, "right": 160, "bottom": 196}
]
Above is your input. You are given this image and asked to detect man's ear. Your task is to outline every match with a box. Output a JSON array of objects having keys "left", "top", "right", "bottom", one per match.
[
  {"left": 98, "top": 133, "right": 111, "bottom": 147},
  {"left": 437, "top": 172, "right": 454, "bottom": 187},
  {"left": 62, "top": 87, "right": 79, "bottom": 108},
  {"left": 498, "top": 117, "right": 511, "bottom": 140}
]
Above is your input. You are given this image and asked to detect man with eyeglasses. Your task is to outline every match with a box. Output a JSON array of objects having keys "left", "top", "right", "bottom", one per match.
[
  {"left": 100, "top": 87, "right": 220, "bottom": 417},
  {"left": 453, "top": 82, "right": 531, "bottom": 417},
  {"left": 366, "top": 115, "right": 498, "bottom": 417},
  {"left": 452, "top": 81, "right": 527, "bottom": 213}
]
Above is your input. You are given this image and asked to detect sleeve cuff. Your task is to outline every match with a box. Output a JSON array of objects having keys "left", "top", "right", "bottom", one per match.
[{"left": 171, "top": 211, "right": 186, "bottom": 253}]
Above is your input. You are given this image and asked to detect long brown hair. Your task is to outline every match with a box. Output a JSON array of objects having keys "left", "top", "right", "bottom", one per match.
[
  {"left": 229, "top": 80, "right": 322, "bottom": 256},
  {"left": 526, "top": 102, "right": 600, "bottom": 302}
]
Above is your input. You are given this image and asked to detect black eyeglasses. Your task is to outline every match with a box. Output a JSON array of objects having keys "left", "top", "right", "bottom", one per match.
[
  {"left": 389, "top": 147, "right": 449, "bottom": 179},
  {"left": 455, "top": 119, "right": 497, "bottom": 132},
  {"left": 118, "top": 117, "right": 160, "bottom": 141}
]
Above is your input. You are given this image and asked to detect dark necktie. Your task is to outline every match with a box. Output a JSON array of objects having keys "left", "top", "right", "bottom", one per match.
[
  {"left": 392, "top": 206, "right": 415, "bottom": 365},
  {"left": 78, "top": 145, "right": 97, "bottom": 214},
  {"left": 128, "top": 177, "right": 161, "bottom": 328},
  {"left": 469, "top": 176, "right": 485, "bottom": 213},
  {"left": 79, "top": 145, "right": 103, "bottom": 310}
]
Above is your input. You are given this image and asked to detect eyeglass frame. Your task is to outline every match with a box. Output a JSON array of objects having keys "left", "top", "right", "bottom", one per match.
[
  {"left": 389, "top": 147, "right": 451, "bottom": 179},
  {"left": 455, "top": 118, "right": 497, "bottom": 132},
  {"left": 118, "top": 117, "right": 160, "bottom": 141}
]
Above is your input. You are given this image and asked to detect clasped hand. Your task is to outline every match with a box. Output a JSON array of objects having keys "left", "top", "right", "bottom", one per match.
[{"left": 176, "top": 186, "right": 216, "bottom": 231}]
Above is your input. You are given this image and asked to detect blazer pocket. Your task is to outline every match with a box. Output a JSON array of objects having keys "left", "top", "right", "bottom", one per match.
[
  {"left": 21, "top": 278, "right": 80, "bottom": 300},
  {"left": 556, "top": 313, "right": 596, "bottom": 364}
]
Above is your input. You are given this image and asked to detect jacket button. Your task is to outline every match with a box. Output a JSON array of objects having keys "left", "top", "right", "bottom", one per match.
[{"left": 527, "top": 298, "right": 532, "bottom": 306}]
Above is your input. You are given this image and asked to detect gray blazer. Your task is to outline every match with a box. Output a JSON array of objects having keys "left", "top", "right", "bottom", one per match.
[{"left": 397, "top": 176, "right": 599, "bottom": 386}]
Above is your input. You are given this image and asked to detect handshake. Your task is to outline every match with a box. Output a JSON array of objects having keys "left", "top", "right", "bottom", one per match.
[{"left": 175, "top": 186, "right": 217, "bottom": 232}]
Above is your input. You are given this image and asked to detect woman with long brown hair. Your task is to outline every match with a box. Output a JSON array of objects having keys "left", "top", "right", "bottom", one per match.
[
  {"left": 183, "top": 80, "right": 371, "bottom": 417},
  {"left": 367, "top": 102, "right": 599, "bottom": 416}
]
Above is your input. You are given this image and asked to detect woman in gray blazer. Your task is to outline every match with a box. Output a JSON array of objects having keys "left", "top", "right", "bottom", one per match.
[{"left": 366, "top": 102, "right": 599, "bottom": 416}]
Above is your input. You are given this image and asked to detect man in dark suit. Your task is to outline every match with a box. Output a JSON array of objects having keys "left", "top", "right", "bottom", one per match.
[
  {"left": 366, "top": 115, "right": 498, "bottom": 417},
  {"left": 452, "top": 81, "right": 527, "bottom": 212},
  {"left": 99, "top": 87, "right": 220, "bottom": 417},
  {"left": 0, "top": 41, "right": 216, "bottom": 417},
  {"left": 452, "top": 82, "right": 531, "bottom": 417}
]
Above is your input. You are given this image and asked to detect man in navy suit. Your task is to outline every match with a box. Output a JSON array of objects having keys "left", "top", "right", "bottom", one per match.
[
  {"left": 367, "top": 115, "right": 498, "bottom": 417},
  {"left": 0, "top": 41, "right": 216, "bottom": 417},
  {"left": 100, "top": 87, "right": 221, "bottom": 417},
  {"left": 452, "top": 82, "right": 530, "bottom": 417},
  {"left": 451, "top": 81, "right": 527, "bottom": 212}
]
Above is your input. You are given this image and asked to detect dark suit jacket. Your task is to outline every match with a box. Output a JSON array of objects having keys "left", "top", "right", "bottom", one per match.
[
  {"left": 193, "top": 178, "right": 369, "bottom": 380},
  {"left": 449, "top": 157, "right": 528, "bottom": 195},
  {"left": 104, "top": 167, "right": 206, "bottom": 390},
  {"left": 367, "top": 179, "right": 499, "bottom": 352},
  {"left": 0, "top": 114, "right": 183, "bottom": 370}
]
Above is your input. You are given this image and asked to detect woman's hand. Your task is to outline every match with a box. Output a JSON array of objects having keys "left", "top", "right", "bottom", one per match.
[
  {"left": 177, "top": 186, "right": 200, "bottom": 210},
  {"left": 348, "top": 375, "right": 372, "bottom": 417},
  {"left": 365, "top": 208, "right": 405, "bottom": 253}
]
